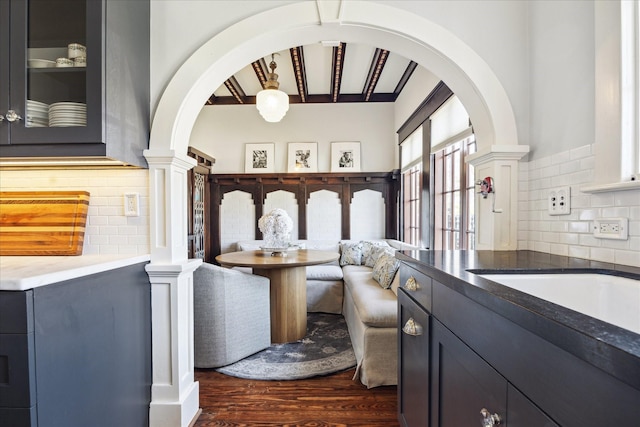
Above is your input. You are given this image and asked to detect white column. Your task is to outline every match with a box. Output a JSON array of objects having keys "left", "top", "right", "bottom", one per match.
[
  {"left": 144, "top": 149, "right": 202, "bottom": 427},
  {"left": 467, "top": 145, "right": 529, "bottom": 250}
]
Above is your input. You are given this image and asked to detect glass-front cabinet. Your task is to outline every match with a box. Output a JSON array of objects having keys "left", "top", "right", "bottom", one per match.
[{"left": 0, "top": 0, "right": 149, "bottom": 166}]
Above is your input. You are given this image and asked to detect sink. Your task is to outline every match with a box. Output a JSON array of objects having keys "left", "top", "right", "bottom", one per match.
[{"left": 478, "top": 273, "right": 640, "bottom": 334}]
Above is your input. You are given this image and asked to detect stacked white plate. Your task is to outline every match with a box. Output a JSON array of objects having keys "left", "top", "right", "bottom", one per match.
[
  {"left": 26, "top": 99, "right": 49, "bottom": 127},
  {"left": 49, "top": 102, "right": 86, "bottom": 127}
]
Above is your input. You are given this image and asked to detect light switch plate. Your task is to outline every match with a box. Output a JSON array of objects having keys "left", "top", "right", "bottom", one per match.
[{"left": 548, "top": 186, "right": 571, "bottom": 215}]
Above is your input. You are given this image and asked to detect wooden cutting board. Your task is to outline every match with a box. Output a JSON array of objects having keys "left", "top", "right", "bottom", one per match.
[{"left": 0, "top": 191, "right": 90, "bottom": 255}]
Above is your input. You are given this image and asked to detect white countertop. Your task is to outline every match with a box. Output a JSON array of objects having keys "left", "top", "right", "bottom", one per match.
[{"left": 0, "top": 254, "right": 151, "bottom": 291}]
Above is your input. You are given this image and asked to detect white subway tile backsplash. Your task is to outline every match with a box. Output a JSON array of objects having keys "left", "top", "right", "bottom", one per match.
[
  {"left": 569, "top": 144, "right": 591, "bottom": 160},
  {"left": 591, "top": 193, "right": 615, "bottom": 207},
  {"left": 615, "top": 250, "right": 640, "bottom": 266},
  {"left": 602, "top": 206, "right": 630, "bottom": 217},
  {"left": 0, "top": 169, "right": 149, "bottom": 255},
  {"left": 519, "top": 143, "right": 639, "bottom": 267},
  {"left": 590, "top": 247, "right": 615, "bottom": 263},
  {"left": 568, "top": 245, "right": 590, "bottom": 259}
]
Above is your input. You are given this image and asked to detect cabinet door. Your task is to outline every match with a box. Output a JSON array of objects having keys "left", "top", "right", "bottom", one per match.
[
  {"left": 508, "top": 384, "right": 559, "bottom": 427},
  {"left": 431, "top": 319, "right": 506, "bottom": 427},
  {"left": 398, "top": 289, "right": 430, "bottom": 427},
  {"left": 4, "top": 0, "right": 103, "bottom": 148}
]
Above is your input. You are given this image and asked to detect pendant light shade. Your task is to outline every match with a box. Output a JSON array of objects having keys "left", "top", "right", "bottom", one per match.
[{"left": 256, "top": 54, "right": 289, "bottom": 122}]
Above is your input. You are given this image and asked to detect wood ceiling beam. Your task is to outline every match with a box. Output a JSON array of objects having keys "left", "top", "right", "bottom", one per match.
[
  {"left": 223, "top": 76, "right": 246, "bottom": 104},
  {"left": 331, "top": 42, "right": 346, "bottom": 103},
  {"left": 290, "top": 46, "right": 308, "bottom": 103},
  {"left": 393, "top": 61, "right": 418, "bottom": 99},
  {"left": 363, "top": 48, "right": 389, "bottom": 102},
  {"left": 252, "top": 58, "right": 268, "bottom": 88}
]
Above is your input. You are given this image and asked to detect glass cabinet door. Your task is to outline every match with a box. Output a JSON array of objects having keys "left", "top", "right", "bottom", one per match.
[{"left": 7, "top": 0, "right": 102, "bottom": 146}]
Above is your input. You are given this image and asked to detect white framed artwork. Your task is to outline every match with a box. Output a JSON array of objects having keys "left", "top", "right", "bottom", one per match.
[
  {"left": 245, "top": 143, "right": 275, "bottom": 173},
  {"left": 331, "top": 141, "right": 361, "bottom": 172},
  {"left": 287, "top": 142, "right": 318, "bottom": 172}
]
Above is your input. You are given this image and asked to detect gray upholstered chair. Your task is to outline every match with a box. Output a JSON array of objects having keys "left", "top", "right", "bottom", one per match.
[{"left": 193, "top": 263, "right": 271, "bottom": 368}]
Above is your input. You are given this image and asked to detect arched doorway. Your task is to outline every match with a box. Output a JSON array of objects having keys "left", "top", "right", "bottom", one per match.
[{"left": 144, "top": 2, "right": 521, "bottom": 426}]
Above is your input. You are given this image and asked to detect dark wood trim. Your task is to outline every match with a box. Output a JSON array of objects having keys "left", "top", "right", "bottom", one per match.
[
  {"left": 209, "top": 171, "right": 400, "bottom": 263},
  {"left": 187, "top": 147, "right": 216, "bottom": 259},
  {"left": 397, "top": 81, "right": 453, "bottom": 143},
  {"left": 397, "top": 81, "right": 452, "bottom": 248},
  {"left": 394, "top": 61, "right": 418, "bottom": 96}
]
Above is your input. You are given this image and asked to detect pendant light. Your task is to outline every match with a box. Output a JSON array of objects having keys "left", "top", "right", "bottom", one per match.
[{"left": 256, "top": 53, "right": 289, "bottom": 122}]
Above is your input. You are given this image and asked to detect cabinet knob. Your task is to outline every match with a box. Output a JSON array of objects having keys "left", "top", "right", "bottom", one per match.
[
  {"left": 5, "top": 110, "right": 23, "bottom": 123},
  {"left": 402, "top": 318, "right": 423, "bottom": 336},
  {"left": 403, "top": 276, "right": 419, "bottom": 291},
  {"left": 480, "top": 408, "right": 501, "bottom": 426}
]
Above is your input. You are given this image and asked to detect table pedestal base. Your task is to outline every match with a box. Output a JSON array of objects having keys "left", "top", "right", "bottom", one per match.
[{"left": 254, "top": 266, "right": 307, "bottom": 343}]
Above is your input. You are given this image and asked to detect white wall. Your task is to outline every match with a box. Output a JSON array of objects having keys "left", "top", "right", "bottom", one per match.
[
  {"left": 528, "top": 0, "right": 595, "bottom": 160},
  {"left": 190, "top": 102, "right": 397, "bottom": 173}
]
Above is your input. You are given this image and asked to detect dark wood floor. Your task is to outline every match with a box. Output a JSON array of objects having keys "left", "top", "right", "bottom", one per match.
[{"left": 194, "top": 368, "right": 399, "bottom": 426}]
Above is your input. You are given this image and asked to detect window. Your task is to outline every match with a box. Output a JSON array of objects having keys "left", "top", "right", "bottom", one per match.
[
  {"left": 400, "top": 127, "right": 423, "bottom": 247},
  {"left": 430, "top": 96, "right": 475, "bottom": 250},
  {"left": 433, "top": 136, "right": 476, "bottom": 250}
]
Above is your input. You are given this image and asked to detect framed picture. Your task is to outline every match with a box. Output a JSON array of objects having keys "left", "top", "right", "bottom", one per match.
[
  {"left": 331, "top": 142, "right": 361, "bottom": 172},
  {"left": 245, "top": 143, "right": 275, "bottom": 173},
  {"left": 287, "top": 142, "right": 318, "bottom": 172}
]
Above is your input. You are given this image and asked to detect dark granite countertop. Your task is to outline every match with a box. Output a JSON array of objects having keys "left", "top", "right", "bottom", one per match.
[{"left": 396, "top": 250, "right": 640, "bottom": 391}]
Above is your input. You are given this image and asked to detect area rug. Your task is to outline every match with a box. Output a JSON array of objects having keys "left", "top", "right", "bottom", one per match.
[{"left": 216, "top": 313, "right": 356, "bottom": 380}]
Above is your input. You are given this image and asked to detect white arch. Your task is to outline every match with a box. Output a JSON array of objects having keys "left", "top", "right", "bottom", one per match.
[{"left": 149, "top": 1, "right": 518, "bottom": 158}]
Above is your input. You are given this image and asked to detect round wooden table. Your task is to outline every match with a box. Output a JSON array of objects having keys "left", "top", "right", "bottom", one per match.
[{"left": 215, "top": 249, "right": 339, "bottom": 343}]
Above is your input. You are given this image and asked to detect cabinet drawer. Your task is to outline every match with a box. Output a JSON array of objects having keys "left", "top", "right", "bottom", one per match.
[
  {"left": 0, "top": 332, "right": 36, "bottom": 407},
  {"left": 399, "top": 264, "right": 432, "bottom": 311},
  {"left": 398, "top": 290, "right": 430, "bottom": 427}
]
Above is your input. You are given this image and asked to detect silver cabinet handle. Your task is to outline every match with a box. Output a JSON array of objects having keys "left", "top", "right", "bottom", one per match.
[
  {"left": 5, "top": 110, "right": 23, "bottom": 123},
  {"left": 480, "top": 408, "right": 501, "bottom": 426},
  {"left": 403, "top": 276, "right": 419, "bottom": 291},
  {"left": 402, "top": 318, "right": 423, "bottom": 336}
]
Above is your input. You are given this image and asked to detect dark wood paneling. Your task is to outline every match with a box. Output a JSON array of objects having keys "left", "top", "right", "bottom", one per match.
[{"left": 209, "top": 171, "right": 401, "bottom": 263}]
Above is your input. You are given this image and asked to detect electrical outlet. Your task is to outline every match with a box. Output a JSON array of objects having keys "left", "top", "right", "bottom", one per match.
[
  {"left": 124, "top": 192, "right": 140, "bottom": 217},
  {"left": 548, "top": 186, "right": 571, "bottom": 215},
  {"left": 593, "top": 217, "right": 628, "bottom": 240}
]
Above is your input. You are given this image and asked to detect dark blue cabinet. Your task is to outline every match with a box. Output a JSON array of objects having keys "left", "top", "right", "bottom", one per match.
[
  {"left": 0, "top": 262, "right": 151, "bottom": 427},
  {"left": 0, "top": 0, "right": 149, "bottom": 166}
]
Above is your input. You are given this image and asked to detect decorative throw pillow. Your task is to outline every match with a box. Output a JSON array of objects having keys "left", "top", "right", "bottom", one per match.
[
  {"left": 340, "top": 242, "right": 363, "bottom": 266},
  {"left": 372, "top": 253, "right": 400, "bottom": 289},
  {"left": 363, "top": 244, "right": 394, "bottom": 268},
  {"left": 361, "top": 241, "right": 392, "bottom": 267}
]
